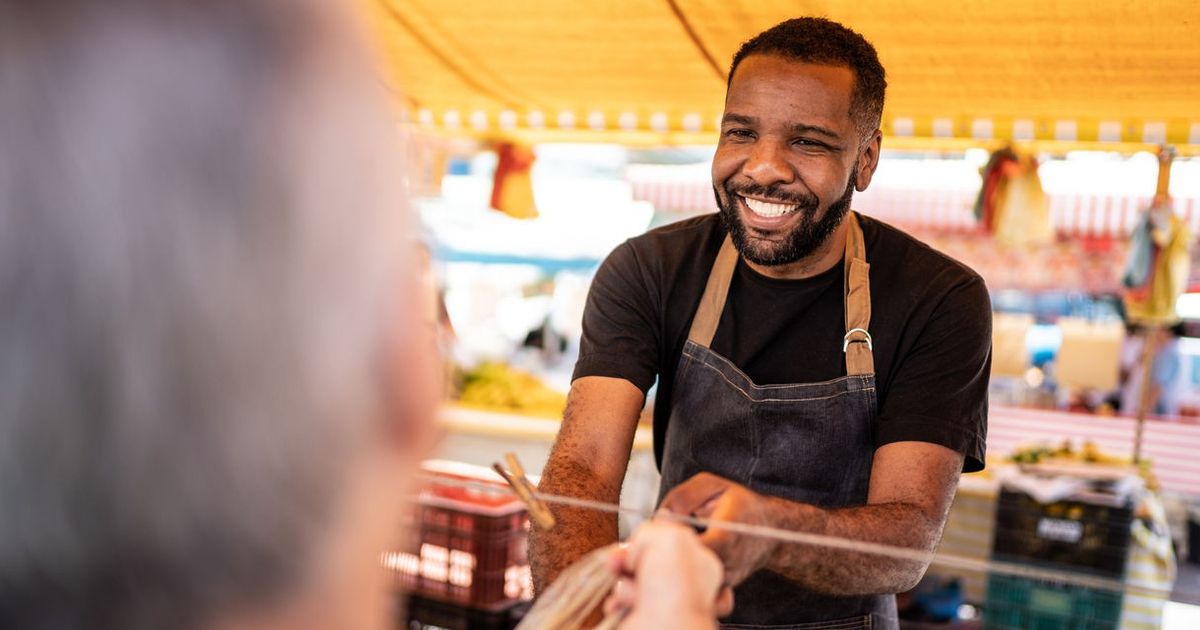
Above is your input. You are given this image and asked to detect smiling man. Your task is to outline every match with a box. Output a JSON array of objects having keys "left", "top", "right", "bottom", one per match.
[{"left": 530, "top": 17, "right": 992, "bottom": 629}]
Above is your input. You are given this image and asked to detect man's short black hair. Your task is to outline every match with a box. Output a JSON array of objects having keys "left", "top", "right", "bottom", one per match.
[{"left": 728, "top": 17, "right": 887, "bottom": 141}]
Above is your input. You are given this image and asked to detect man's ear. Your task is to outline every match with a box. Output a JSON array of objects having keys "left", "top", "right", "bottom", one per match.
[{"left": 855, "top": 130, "right": 882, "bottom": 192}]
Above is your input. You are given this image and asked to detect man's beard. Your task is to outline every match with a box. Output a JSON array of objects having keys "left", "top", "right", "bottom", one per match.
[{"left": 715, "top": 174, "right": 855, "bottom": 267}]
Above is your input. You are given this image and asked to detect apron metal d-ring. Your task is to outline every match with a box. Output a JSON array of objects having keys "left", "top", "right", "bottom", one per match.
[{"left": 843, "top": 328, "right": 873, "bottom": 352}]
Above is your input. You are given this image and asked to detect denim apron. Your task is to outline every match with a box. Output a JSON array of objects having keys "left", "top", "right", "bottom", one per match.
[{"left": 658, "top": 212, "right": 896, "bottom": 629}]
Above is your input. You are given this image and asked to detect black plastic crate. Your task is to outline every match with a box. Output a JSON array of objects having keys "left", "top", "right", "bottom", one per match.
[
  {"left": 401, "top": 595, "right": 525, "bottom": 630},
  {"left": 991, "top": 488, "right": 1133, "bottom": 579},
  {"left": 984, "top": 572, "right": 1122, "bottom": 630}
]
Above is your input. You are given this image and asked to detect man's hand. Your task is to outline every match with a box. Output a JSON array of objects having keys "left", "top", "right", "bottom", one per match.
[
  {"left": 660, "top": 443, "right": 963, "bottom": 597},
  {"left": 658, "top": 472, "right": 780, "bottom": 587}
]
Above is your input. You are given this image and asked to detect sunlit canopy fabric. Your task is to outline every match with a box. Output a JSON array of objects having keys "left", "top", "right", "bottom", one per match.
[{"left": 370, "top": 0, "right": 1200, "bottom": 147}]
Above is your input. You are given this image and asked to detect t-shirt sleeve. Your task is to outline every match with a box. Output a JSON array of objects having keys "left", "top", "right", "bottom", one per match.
[
  {"left": 571, "top": 241, "right": 660, "bottom": 393},
  {"left": 875, "top": 274, "right": 991, "bottom": 472}
]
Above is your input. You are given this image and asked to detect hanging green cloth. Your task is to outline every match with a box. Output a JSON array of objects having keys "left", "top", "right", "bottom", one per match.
[{"left": 1125, "top": 207, "right": 1191, "bottom": 324}]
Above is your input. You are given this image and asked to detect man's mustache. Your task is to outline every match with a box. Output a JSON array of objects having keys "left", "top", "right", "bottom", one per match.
[{"left": 723, "top": 181, "right": 818, "bottom": 210}]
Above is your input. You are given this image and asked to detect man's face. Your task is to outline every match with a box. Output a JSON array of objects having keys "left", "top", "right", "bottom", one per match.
[{"left": 712, "top": 55, "right": 877, "bottom": 267}]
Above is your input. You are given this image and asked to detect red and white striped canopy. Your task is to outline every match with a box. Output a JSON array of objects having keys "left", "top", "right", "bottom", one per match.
[{"left": 627, "top": 167, "right": 1200, "bottom": 241}]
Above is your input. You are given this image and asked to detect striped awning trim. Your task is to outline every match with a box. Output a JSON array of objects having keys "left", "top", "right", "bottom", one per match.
[{"left": 627, "top": 174, "right": 1200, "bottom": 241}]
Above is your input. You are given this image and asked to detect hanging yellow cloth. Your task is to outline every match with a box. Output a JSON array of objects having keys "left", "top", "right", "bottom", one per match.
[
  {"left": 1125, "top": 209, "right": 1191, "bottom": 324},
  {"left": 992, "top": 153, "right": 1054, "bottom": 249},
  {"left": 490, "top": 142, "right": 538, "bottom": 219}
]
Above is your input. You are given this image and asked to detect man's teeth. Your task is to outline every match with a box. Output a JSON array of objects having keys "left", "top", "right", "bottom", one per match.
[{"left": 743, "top": 197, "right": 798, "bottom": 218}]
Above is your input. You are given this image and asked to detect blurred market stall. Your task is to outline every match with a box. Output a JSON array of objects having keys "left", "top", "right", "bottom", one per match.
[{"left": 363, "top": 2, "right": 1200, "bottom": 628}]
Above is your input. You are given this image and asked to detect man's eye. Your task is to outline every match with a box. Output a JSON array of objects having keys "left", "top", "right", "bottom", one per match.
[
  {"left": 794, "top": 138, "right": 826, "bottom": 148},
  {"left": 725, "top": 128, "right": 754, "bottom": 139}
]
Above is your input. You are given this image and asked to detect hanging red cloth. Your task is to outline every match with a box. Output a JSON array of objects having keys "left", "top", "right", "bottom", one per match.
[{"left": 974, "top": 147, "right": 1017, "bottom": 232}]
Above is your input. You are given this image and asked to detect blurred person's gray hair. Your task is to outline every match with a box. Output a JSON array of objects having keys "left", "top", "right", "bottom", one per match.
[{"left": 0, "top": 1, "right": 421, "bottom": 628}]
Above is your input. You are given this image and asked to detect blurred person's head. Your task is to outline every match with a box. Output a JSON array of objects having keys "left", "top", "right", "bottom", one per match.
[
  {"left": 0, "top": 1, "right": 438, "bottom": 629},
  {"left": 713, "top": 17, "right": 885, "bottom": 270}
]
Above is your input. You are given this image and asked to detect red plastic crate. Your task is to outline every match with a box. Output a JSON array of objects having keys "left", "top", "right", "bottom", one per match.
[{"left": 385, "top": 460, "right": 533, "bottom": 611}]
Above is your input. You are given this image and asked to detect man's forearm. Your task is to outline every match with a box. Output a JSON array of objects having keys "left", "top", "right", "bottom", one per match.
[
  {"left": 761, "top": 498, "right": 943, "bottom": 596},
  {"left": 528, "top": 376, "right": 643, "bottom": 593},
  {"left": 528, "top": 452, "right": 620, "bottom": 593}
]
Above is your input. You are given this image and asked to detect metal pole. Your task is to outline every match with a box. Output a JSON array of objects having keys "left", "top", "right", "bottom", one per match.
[{"left": 1133, "top": 325, "right": 1161, "bottom": 465}]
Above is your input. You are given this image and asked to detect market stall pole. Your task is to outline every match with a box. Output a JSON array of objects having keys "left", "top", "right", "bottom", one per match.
[
  {"left": 1133, "top": 327, "right": 1159, "bottom": 466},
  {"left": 1132, "top": 146, "right": 1178, "bottom": 465}
]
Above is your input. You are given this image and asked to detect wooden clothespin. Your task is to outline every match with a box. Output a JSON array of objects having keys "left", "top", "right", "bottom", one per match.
[{"left": 493, "top": 452, "right": 556, "bottom": 530}]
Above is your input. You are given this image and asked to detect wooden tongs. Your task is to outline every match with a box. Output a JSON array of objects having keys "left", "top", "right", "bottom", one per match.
[{"left": 493, "top": 452, "right": 556, "bottom": 530}]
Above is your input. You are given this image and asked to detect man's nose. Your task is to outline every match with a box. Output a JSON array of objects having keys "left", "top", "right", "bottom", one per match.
[{"left": 743, "top": 141, "right": 794, "bottom": 187}]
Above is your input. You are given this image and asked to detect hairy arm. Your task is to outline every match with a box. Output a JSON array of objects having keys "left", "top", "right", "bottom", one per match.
[
  {"left": 662, "top": 441, "right": 962, "bottom": 596},
  {"left": 762, "top": 442, "right": 962, "bottom": 594},
  {"left": 528, "top": 376, "right": 644, "bottom": 593},
  {"left": 754, "top": 273, "right": 989, "bottom": 594}
]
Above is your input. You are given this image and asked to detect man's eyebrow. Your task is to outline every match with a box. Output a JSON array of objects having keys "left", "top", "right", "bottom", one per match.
[
  {"left": 721, "top": 113, "right": 757, "bottom": 127},
  {"left": 789, "top": 123, "right": 842, "bottom": 140}
]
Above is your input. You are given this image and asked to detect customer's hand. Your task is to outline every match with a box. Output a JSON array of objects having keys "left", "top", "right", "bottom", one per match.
[
  {"left": 603, "top": 521, "right": 731, "bottom": 629},
  {"left": 659, "top": 472, "right": 779, "bottom": 587}
]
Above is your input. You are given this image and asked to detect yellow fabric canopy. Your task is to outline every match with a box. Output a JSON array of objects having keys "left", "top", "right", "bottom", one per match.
[{"left": 369, "top": 0, "right": 1200, "bottom": 147}]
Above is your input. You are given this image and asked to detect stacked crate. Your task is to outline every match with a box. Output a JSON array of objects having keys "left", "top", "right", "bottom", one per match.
[
  {"left": 402, "top": 595, "right": 527, "bottom": 630},
  {"left": 386, "top": 460, "right": 533, "bottom": 628},
  {"left": 984, "top": 487, "right": 1133, "bottom": 630}
]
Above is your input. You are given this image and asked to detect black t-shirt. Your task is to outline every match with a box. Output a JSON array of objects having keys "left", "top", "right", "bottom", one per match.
[{"left": 573, "top": 212, "right": 991, "bottom": 472}]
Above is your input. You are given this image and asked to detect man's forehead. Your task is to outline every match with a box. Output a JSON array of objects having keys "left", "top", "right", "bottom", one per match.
[
  {"left": 724, "top": 55, "right": 856, "bottom": 129},
  {"left": 728, "top": 54, "right": 856, "bottom": 95}
]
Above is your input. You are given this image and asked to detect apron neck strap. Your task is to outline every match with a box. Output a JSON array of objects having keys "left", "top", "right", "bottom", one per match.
[
  {"left": 687, "top": 212, "right": 875, "bottom": 376},
  {"left": 842, "top": 212, "right": 874, "bottom": 376},
  {"left": 686, "top": 236, "right": 739, "bottom": 348}
]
